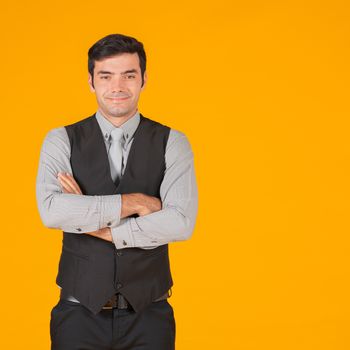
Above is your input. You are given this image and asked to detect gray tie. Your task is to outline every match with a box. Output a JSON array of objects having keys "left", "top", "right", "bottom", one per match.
[{"left": 109, "top": 127, "right": 124, "bottom": 183}]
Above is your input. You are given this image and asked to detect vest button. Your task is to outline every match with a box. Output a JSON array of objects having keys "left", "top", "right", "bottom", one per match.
[
  {"left": 116, "top": 283, "right": 123, "bottom": 289},
  {"left": 116, "top": 251, "right": 123, "bottom": 256}
]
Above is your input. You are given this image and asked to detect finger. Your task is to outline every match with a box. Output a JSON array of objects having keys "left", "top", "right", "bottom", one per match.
[
  {"left": 85, "top": 230, "right": 99, "bottom": 236},
  {"left": 58, "top": 178, "right": 70, "bottom": 193},
  {"left": 64, "top": 173, "right": 83, "bottom": 195},
  {"left": 85, "top": 231, "right": 107, "bottom": 241},
  {"left": 58, "top": 175, "right": 79, "bottom": 194},
  {"left": 86, "top": 229, "right": 111, "bottom": 242},
  {"left": 62, "top": 186, "right": 70, "bottom": 194},
  {"left": 58, "top": 173, "right": 82, "bottom": 195},
  {"left": 59, "top": 179, "right": 76, "bottom": 194},
  {"left": 60, "top": 180, "right": 74, "bottom": 193}
]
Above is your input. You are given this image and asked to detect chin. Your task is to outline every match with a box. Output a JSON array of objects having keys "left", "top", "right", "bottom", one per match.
[{"left": 110, "top": 110, "right": 131, "bottom": 118}]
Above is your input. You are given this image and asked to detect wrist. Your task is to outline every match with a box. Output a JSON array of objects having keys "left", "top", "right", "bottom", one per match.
[
  {"left": 134, "top": 193, "right": 146, "bottom": 214},
  {"left": 100, "top": 227, "right": 112, "bottom": 242},
  {"left": 121, "top": 193, "right": 145, "bottom": 216}
]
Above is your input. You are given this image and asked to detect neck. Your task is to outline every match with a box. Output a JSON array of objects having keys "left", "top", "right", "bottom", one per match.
[{"left": 98, "top": 107, "right": 138, "bottom": 127}]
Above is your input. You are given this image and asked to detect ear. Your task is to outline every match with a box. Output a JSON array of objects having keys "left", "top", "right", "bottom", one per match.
[
  {"left": 141, "top": 71, "right": 148, "bottom": 91},
  {"left": 88, "top": 73, "right": 95, "bottom": 93}
]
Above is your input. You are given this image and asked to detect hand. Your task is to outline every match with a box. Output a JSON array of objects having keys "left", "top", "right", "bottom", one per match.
[
  {"left": 136, "top": 194, "right": 162, "bottom": 216},
  {"left": 85, "top": 227, "right": 113, "bottom": 242},
  {"left": 120, "top": 193, "right": 162, "bottom": 218},
  {"left": 57, "top": 172, "right": 82, "bottom": 194}
]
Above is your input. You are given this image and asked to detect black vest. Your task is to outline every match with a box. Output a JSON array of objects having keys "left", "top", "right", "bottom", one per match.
[{"left": 55, "top": 113, "right": 173, "bottom": 315}]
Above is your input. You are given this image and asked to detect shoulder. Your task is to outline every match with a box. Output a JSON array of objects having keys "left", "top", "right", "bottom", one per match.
[
  {"left": 43, "top": 126, "right": 69, "bottom": 144},
  {"left": 41, "top": 126, "right": 70, "bottom": 156},
  {"left": 163, "top": 127, "right": 194, "bottom": 172},
  {"left": 167, "top": 128, "right": 193, "bottom": 155},
  {"left": 41, "top": 113, "right": 95, "bottom": 152}
]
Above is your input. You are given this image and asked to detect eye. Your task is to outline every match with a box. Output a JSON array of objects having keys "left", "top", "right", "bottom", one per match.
[
  {"left": 125, "top": 75, "right": 136, "bottom": 79},
  {"left": 100, "top": 76, "right": 110, "bottom": 80}
]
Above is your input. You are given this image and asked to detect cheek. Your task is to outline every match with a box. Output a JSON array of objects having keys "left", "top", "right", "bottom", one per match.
[
  {"left": 130, "top": 85, "right": 142, "bottom": 96},
  {"left": 95, "top": 88, "right": 107, "bottom": 99}
]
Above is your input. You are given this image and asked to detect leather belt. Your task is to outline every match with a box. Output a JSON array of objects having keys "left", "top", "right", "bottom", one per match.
[
  {"left": 102, "top": 290, "right": 170, "bottom": 310},
  {"left": 62, "top": 289, "right": 172, "bottom": 310}
]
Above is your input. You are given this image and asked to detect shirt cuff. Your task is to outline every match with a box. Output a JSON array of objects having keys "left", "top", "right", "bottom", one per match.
[
  {"left": 100, "top": 194, "right": 121, "bottom": 229},
  {"left": 110, "top": 218, "right": 138, "bottom": 249}
]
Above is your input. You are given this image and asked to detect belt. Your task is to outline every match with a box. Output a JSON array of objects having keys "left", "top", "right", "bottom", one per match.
[
  {"left": 102, "top": 290, "right": 170, "bottom": 310},
  {"left": 62, "top": 289, "right": 172, "bottom": 310}
]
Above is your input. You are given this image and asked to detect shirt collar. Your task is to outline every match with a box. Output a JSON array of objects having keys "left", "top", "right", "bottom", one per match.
[{"left": 95, "top": 109, "right": 140, "bottom": 147}]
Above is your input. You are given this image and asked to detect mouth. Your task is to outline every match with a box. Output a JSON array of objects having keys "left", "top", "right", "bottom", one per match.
[{"left": 106, "top": 96, "right": 130, "bottom": 102}]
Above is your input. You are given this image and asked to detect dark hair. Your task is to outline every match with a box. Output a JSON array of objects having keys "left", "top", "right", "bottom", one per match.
[{"left": 88, "top": 33, "right": 146, "bottom": 88}]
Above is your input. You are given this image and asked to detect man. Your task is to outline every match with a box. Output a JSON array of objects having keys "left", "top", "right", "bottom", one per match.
[{"left": 35, "top": 33, "right": 198, "bottom": 350}]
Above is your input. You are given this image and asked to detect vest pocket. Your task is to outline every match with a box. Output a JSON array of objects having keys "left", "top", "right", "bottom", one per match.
[{"left": 57, "top": 248, "right": 90, "bottom": 300}]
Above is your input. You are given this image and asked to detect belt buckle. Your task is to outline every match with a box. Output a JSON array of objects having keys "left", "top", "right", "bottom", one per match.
[{"left": 102, "top": 294, "right": 117, "bottom": 309}]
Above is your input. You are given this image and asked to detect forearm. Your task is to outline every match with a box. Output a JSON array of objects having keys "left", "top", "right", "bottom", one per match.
[
  {"left": 37, "top": 171, "right": 146, "bottom": 234},
  {"left": 36, "top": 127, "right": 127, "bottom": 233},
  {"left": 84, "top": 193, "right": 159, "bottom": 242},
  {"left": 120, "top": 193, "right": 144, "bottom": 218},
  {"left": 110, "top": 199, "right": 198, "bottom": 249},
  {"left": 110, "top": 137, "right": 199, "bottom": 250},
  {"left": 36, "top": 189, "right": 122, "bottom": 233}
]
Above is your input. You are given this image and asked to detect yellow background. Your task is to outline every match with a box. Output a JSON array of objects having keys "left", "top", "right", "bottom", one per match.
[{"left": 1, "top": 0, "right": 350, "bottom": 348}]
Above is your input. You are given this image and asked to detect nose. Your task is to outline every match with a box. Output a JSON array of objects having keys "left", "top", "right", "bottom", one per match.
[{"left": 110, "top": 76, "right": 126, "bottom": 92}]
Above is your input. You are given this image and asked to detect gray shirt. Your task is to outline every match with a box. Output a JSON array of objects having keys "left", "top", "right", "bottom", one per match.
[{"left": 35, "top": 109, "right": 198, "bottom": 251}]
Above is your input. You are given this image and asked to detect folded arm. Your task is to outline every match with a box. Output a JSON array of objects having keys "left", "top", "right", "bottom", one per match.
[
  {"left": 36, "top": 126, "right": 198, "bottom": 249},
  {"left": 35, "top": 127, "right": 122, "bottom": 233},
  {"left": 110, "top": 129, "right": 199, "bottom": 249},
  {"left": 57, "top": 172, "right": 164, "bottom": 243},
  {"left": 36, "top": 127, "right": 165, "bottom": 237}
]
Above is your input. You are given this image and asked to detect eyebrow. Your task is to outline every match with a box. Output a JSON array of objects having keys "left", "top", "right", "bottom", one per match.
[{"left": 96, "top": 69, "right": 138, "bottom": 75}]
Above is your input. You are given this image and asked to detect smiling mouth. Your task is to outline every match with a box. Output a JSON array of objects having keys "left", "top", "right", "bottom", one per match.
[{"left": 107, "top": 97, "right": 130, "bottom": 101}]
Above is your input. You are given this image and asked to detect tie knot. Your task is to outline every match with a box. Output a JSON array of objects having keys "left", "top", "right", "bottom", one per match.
[{"left": 110, "top": 127, "right": 124, "bottom": 142}]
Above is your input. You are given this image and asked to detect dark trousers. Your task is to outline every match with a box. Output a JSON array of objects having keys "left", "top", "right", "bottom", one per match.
[{"left": 50, "top": 298, "right": 176, "bottom": 350}]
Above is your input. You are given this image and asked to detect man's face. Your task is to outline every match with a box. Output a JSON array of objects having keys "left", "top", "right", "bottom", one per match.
[{"left": 88, "top": 53, "right": 147, "bottom": 120}]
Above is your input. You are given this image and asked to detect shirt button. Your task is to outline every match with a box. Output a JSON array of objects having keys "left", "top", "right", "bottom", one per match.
[
  {"left": 107, "top": 222, "right": 112, "bottom": 226},
  {"left": 116, "top": 283, "right": 123, "bottom": 289},
  {"left": 122, "top": 240, "right": 127, "bottom": 246},
  {"left": 76, "top": 228, "right": 82, "bottom": 232}
]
